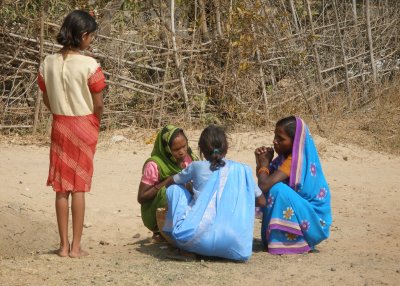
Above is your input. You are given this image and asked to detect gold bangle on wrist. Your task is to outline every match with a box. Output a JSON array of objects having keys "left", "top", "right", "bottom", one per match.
[{"left": 257, "top": 166, "right": 270, "bottom": 176}]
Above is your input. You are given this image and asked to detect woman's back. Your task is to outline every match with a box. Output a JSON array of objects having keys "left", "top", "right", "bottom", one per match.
[{"left": 165, "top": 160, "right": 257, "bottom": 260}]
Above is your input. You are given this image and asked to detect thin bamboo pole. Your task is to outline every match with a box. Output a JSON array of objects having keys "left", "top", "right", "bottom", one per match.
[
  {"left": 333, "top": 0, "right": 351, "bottom": 108},
  {"left": 0, "top": 125, "right": 33, "bottom": 129},
  {"left": 214, "top": 0, "right": 223, "bottom": 37},
  {"left": 33, "top": 6, "right": 44, "bottom": 134},
  {"left": 305, "top": 0, "right": 326, "bottom": 112},
  {"left": 365, "top": 0, "right": 377, "bottom": 98},
  {"left": 288, "top": 0, "right": 300, "bottom": 33},
  {"left": 170, "top": 0, "right": 191, "bottom": 121},
  {"left": 352, "top": 0, "right": 357, "bottom": 23},
  {"left": 221, "top": 0, "right": 234, "bottom": 100},
  {"left": 158, "top": 55, "right": 170, "bottom": 128},
  {"left": 252, "top": 23, "right": 269, "bottom": 125}
]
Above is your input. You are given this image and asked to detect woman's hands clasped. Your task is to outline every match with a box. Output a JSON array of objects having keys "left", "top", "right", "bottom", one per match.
[{"left": 255, "top": 146, "right": 274, "bottom": 170}]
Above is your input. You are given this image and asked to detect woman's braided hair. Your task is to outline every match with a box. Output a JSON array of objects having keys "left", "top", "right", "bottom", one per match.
[{"left": 198, "top": 125, "right": 228, "bottom": 171}]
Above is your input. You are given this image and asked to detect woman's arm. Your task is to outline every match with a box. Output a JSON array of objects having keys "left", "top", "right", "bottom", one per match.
[
  {"left": 255, "top": 194, "right": 267, "bottom": 207},
  {"left": 257, "top": 170, "right": 288, "bottom": 193},
  {"left": 91, "top": 91, "right": 104, "bottom": 122},
  {"left": 137, "top": 176, "right": 174, "bottom": 204}
]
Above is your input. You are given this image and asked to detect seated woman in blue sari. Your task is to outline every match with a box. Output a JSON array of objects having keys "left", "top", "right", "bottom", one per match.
[
  {"left": 255, "top": 116, "right": 332, "bottom": 254},
  {"left": 163, "top": 125, "right": 266, "bottom": 261}
]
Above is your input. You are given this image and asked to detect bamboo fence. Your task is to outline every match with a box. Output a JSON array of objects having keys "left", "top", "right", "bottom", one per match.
[{"left": 0, "top": 0, "right": 399, "bottom": 133}]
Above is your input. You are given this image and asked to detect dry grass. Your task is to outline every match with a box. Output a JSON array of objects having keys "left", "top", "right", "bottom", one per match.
[
  {"left": 2, "top": 85, "right": 399, "bottom": 156},
  {"left": 2, "top": 75, "right": 400, "bottom": 156},
  {"left": 316, "top": 81, "right": 400, "bottom": 155}
]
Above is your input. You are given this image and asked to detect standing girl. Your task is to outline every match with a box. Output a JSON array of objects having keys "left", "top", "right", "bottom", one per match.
[
  {"left": 38, "top": 10, "right": 106, "bottom": 257},
  {"left": 255, "top": 116, "right": 332, "bottom": 254}
]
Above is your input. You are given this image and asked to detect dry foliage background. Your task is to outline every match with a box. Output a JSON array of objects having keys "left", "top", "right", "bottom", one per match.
[{"left": 0, "top": 0, "right": 399, "bottom": 152}]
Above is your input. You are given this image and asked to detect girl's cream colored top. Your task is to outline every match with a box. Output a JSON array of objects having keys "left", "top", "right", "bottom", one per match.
[{"left": 38, "top": 53, "right": 106, "bottom": 116}]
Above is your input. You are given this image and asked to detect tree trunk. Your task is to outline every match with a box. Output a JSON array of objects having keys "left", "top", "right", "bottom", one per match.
[{"left": 198, "top": 0, "right": 210, "bottom": 41}]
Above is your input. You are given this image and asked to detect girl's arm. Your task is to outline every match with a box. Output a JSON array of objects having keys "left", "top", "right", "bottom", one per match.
[
  {"left": 173, "top": 164, "right": 193, "bottom": 185},
  {"left": 137, "top": 176, "right": 174, "bottom": 205},
  {"left": 91, "top": 91, "right": 104, "bottom": 122},
  {"left": 42, "top": 91, "right": 50, "bottom": 111},
  {"left": 254, "top": 183, "right": 267, "bottom": 207}
]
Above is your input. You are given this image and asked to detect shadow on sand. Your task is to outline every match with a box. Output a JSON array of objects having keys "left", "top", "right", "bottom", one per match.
[{"left": 133, "top": 238, "right": 252, "bottom": 263}]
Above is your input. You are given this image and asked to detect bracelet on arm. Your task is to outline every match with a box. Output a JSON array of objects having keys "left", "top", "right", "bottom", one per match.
[
  {"left": 257, "top": 166, "right": 270, "bottom": 176},
  {"left": 154, "top": 184, "right": 160, "bottom": 190}
]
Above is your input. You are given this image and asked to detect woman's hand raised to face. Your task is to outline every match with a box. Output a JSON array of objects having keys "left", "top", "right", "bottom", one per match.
[
  {"left": 255, "top": 146, "right": 274, "bottom": 168},
  {"left": 265, "top": 147, "right": 274, "bottom": 161}
]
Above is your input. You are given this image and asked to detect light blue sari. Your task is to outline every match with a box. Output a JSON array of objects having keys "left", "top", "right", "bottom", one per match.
[
  {"left": 261, "top": 118, "right": 332, "bottom": 254},
  {"left": 163, "top": 160, "right": 256, "bottom": 261}
]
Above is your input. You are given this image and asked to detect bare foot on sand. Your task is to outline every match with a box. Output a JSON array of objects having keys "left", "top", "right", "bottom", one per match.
[
  {"left": 151, "top": 232, "right": 166, "bottom": 243},
  {"left": 56, "top": 244, "right": 69, "bottom": 257},
  {"left": 179, "top": 249, "right": 197, "bottom": 259},
  {"left": 166, "top": 248, "right": 197, "bottom": 261},
  {"left": 69, "top": 248, "right": 89, "bottom": 258}
]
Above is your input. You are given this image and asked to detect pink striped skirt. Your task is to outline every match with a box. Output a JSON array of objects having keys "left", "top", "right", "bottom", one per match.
[{"left": 47, "top": 114, "right": 99, "bottom": 192}]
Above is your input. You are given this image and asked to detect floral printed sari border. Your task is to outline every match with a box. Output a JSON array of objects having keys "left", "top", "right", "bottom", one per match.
[
  {"left": 269, "top": 218, "right": 303, "bottom": 236},
  {"left": 268, "top": 242, "right": 311, "bottom": 255}
]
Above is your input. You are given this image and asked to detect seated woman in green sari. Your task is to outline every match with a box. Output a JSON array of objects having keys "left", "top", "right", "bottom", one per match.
[{"left": 137, "top": 125, "right": 197, "bottom": 241}]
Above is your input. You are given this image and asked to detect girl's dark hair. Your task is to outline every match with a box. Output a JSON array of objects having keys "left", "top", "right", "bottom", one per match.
[
  {"left": 276, "top": 116, "right": 297, "bottom": 141},
  {"left": 198, "top": 125, "right": 228, "bottom": 171},
  {"left": 57, "top": 10, "right": 98, "bottom": 49}
]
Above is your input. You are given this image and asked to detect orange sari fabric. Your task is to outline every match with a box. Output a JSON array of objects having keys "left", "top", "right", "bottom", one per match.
[{"left": 47, "top": 114, "right": 99, "bottom": 192}]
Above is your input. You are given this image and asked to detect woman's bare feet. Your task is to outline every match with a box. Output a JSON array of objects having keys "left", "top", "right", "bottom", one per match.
[
  {"left": 151, "top": 232, "right": 166, "bottom": 243},
  {"left": 68, "top": 248, "right": 89, "bottom": 258},
  {"left": 179, "top": 248, "right": 197, "bottom": 259}
]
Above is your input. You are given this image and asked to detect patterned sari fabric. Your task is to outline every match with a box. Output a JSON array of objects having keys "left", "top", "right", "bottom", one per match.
[
  {"left": 261, "top": 118, "right": 332, "bottom": 254},
  {"left": 47, "top": 114, "right": 99, "bottom": 192},
  {"left": 163, "top": 160, "right": 256, "bottom": 261},
  {"left": 141, "top": 125, "right": 198, "bottom": 232}
]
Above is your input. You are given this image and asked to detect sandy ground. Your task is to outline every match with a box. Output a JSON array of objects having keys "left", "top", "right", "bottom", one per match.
[{"left": 1, "top": 129, "right": 400, "bottom": 285}]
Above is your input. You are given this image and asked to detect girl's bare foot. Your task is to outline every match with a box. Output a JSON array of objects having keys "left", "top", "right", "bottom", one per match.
[
  {"left": 56, "top": 242, "right": 69, "bottom": 257},
  {"left": 56, "top": 244, "right": 69, "bottom": 257},
  {"left": 69, "top": 248, "right": 89, "bottom": 258}
]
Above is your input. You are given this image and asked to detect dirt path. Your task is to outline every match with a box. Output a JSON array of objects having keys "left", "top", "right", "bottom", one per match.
[{"left": 1, "top": 131, "right": 399, "bottom": 285}]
